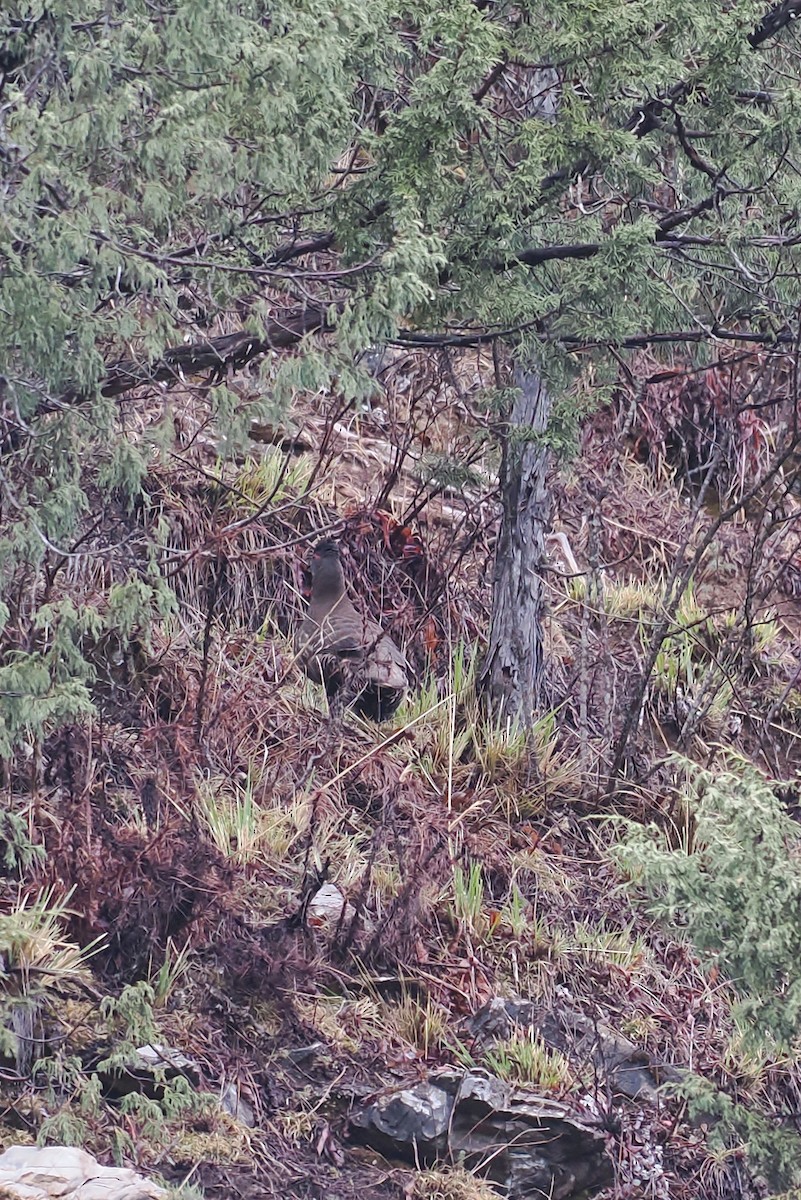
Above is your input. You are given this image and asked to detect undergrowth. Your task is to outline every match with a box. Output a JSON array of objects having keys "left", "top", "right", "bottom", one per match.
[{"left": 1, "top": 390, "right": 800, "bottom": 1200}]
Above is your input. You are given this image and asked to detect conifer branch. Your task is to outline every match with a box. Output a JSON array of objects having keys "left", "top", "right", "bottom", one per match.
[
  {"left": 749, "top": 0, "right": 801, "bottom": 47},
  {"left": 93, "top": 306, "right": 336, "bottom": 402},
  {"left": 0, "top": 306, "right": 337, "bottom": 454}
]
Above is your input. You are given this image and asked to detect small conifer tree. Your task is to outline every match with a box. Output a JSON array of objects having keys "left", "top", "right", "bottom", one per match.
[
  {"left": 615, "top": 758, "right": 801, "bottom": 1187},
  {"left": 617, "top": 759, "right": 801, "bottom": 1045}
]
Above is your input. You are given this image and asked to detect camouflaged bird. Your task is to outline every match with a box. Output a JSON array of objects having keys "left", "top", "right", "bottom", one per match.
[{"left": 296, "top": 539, "right": 408, "bottom": 721}]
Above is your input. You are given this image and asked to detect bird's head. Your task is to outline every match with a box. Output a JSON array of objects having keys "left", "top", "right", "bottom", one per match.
[
  {"left": 311, "top": 538, "right": 340, "bottom": 570},
  {"left": 309, "top": 538, "right": 345, "bottom": 594},
  {"left": 313, "top": 537, "right": 340, "bottom": 558}
]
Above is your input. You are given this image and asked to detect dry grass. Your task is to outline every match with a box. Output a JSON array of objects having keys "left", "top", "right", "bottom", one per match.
[{"left": 410, "top": 1168, "right": 500, "bottom": 1200}]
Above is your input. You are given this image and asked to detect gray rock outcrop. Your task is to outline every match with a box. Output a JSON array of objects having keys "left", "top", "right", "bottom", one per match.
[
  {"left": 350, "top": 1068, "right": 612, "bottom": 1199},
  {"left": 0, "top": 1145, "right": 166, "bottom": 1200}
]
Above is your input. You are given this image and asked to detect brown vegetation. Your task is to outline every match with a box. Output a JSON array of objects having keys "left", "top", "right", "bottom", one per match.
[{"left": 2, "top": 343, "right": 801, "bottom": 1199}]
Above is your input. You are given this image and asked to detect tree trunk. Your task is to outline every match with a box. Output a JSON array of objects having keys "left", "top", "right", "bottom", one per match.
[{"left": 479, "top": 364, "right": 552, "bottom": 728}]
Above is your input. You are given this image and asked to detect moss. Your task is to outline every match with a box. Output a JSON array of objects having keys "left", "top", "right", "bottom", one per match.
[
  {"left": 0, "top": 1123, "right": 37, "bottom": 1150},
  {"left": 170, "top": 1117, "right": 252, "bottom": 1167}
]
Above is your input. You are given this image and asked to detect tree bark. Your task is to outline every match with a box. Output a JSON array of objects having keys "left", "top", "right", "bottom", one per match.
[{"left": 479, "top": 365, "right": 552, "bottom": 728}]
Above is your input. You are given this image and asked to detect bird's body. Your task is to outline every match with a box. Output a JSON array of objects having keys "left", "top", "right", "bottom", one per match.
[{"left": 297, "top": 540, "right": 408, "bottom": 720}]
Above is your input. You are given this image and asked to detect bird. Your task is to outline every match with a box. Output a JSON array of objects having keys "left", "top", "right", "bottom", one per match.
[{"left": 296, "top": 539, "right": 408, "bottom": 721}]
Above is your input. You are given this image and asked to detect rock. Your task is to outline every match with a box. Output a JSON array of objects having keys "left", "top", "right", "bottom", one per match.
[
  {"left": 248, "top": 420, "right": 311, "bottom": 452},
  {"left": 135, "top": 1043, "right": 200, "bottom": 1079},
  {"left": 350, "top": 1069, "right": 612, "bottom": 1200},
  {"left": 355, "top": 1080, "right": 452, "bottom": 1153},
  {"left": 99, "top": 1043, "right": 201, "bottom": 1101},
  {"left": 307, "top": 883, "right": 355, "bottom": 931},
  {"left": 468, "top": 996, "right": 683, "bottom": 1104},
  {"left": 220, "top": 1081, "right": 256, "bottom": 1127},
  {"left": 0, "top": 1145, "right": 166, "bottom": 1200},
  {"left": 281, "top": 1041, "right": 326, "bottom": 1064}
]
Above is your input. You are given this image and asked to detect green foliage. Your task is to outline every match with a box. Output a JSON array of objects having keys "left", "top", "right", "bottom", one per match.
[
  {"left": 482, "top": 1031, "right": 572, "bottom": 1089},
  {"left": 34, "top": 1044, "right": 210, "bottom": 1157},
  {"left": 0, "top": 578, "right": 172, "bottom": 757},
  {"left": 0, "top": 887, "right": 100, "bottom": 985},
  {"left": 223, "top": 452, "right": 313, "bottom": 512},
  {"left": 149, "top": 937, "right": 194, "bottom": 1008},
  {"left": 418, "top": 453, "right": 486, "bottom": 493},
  {"left": 195, "top": 772, "right": 265, "bottom": 864},
  {"left": 37, "top": 1106, "right": 92, "bottom": 1149},
  {"left": 615, "top": 758, "right": 801, "bottom": 1046},
  {"left": 1, "top": 0, "right": 390, "bottom": 756},
  {"left": 161, "top": 1185, "right": 205, "bottom": 1200},
  {"left": 451, "top": 861, "right": 487, "bottom": 941},
  {"left": 25, "top": 976, "right": 210, "bottom": 1156},
  {"left": 0, "top": 656, "right": 95, "bottom": 761},
  {"left": 35, "top": 1052, "right": 102, "bottom": 1146},
  {"left": 674, "top": 1072, "right": 801, "bottom": 1191},
  {"left": 119, "top": 1077, "right": 208, "bottom": 1142},
  {"left": 0, "top": 810, "right": 44, "bottom": 874},
  {"left": 0, "top": 887, "right": 102, "bottom": 1072},
  {"left": 647, "top": 582, "right": 734, "bottom": 731},
  {"left": 6, "top": 0, "right": 801, "bottom": 751},
  {"left": 98, "top": 981, "right": 159, "bottom": 1066},
  {"left": 614, "top": 760, "right": 801, "bottom": 1185},
  {"left": 0, "top": 895, "right": 206, "bottom": 1160}
]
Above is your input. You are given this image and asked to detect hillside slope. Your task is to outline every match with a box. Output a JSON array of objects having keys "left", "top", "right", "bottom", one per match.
[{"left": 1, "top": 352, "right": 801, "bottom": 1200}]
